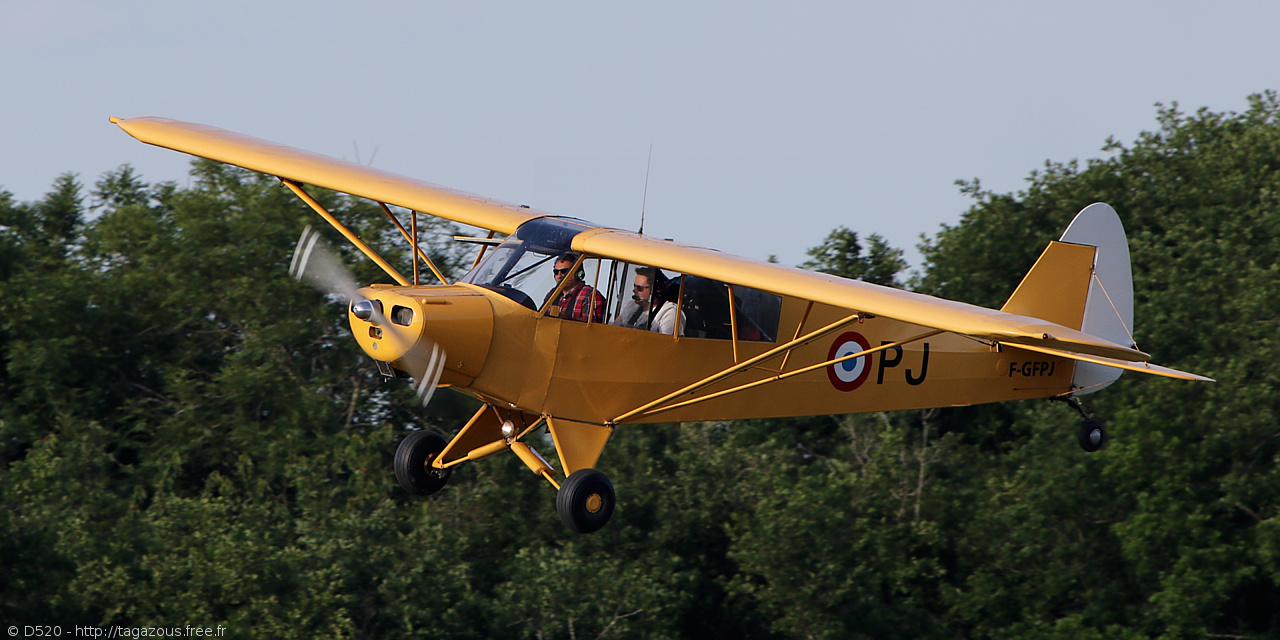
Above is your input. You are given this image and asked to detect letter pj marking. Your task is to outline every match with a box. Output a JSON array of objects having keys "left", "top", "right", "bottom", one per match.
[{"left": 877, "top": 341, "right": 929, "bottom": 385}]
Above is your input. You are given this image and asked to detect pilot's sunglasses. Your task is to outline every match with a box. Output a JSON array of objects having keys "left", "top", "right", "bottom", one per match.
[
  {"left": 633, "top": 284, "right": 651, "bottom": 291},
  {"left": 553, "top": 268, "right": 570, "bottom": 276}
]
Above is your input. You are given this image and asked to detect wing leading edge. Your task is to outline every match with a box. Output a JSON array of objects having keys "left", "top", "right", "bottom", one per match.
[{"left": 111, "top": 117, "right": 543, "bottom": 235}]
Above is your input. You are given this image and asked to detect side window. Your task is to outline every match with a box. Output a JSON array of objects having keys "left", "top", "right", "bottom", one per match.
[
  {"left": 600, "top": 259, "right": 633, "bottom": 324},
  {"left": 731, "top": 284, "right": 782, "bottom": 342},
  {"left": 679, "top": 276, "right": 780, "bottom": 343},
  {"left": 604, "top": 263, "right": 684, "bottom": 335},
  {"left": 678, "top": 276, "right": 731, "bottom": 339}
]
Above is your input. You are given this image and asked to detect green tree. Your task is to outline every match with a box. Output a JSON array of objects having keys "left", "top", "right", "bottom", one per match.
[
  {"left": 800, "top": 227, "right": 907, "bottom": 287},
  {"left": 4, "top": 90, "right": 1279, "bottom": 638},
  {"left": 728, "top": 411, "right": 952, "bottom": 640},
  {"left": 913, "top": 91, "right": 1280, "bottom": 638}
]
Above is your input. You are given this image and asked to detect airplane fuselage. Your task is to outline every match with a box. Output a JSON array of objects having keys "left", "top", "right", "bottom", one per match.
[{"left": 353, "top": 283, "right": 1075, "bottom": 426}]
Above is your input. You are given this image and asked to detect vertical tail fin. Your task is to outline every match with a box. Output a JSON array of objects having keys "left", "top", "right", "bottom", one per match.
[
  {"left": 1002, "top": 203, "right": 1135, "bottom": 394},
  {"left": 1000, "top": 240, "right": 1096, "bottom": 330}
]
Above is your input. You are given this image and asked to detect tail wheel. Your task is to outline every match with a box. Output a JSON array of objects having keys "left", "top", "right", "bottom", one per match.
[
  {"left": 395, "top": 429, "right": 452, "bottom": 495},
  {"left": 556, "top": 468, "right": 616, "bottom": 534},
  {"left": 1079, "top": 419, "right": 1105, "bottom": 453}
]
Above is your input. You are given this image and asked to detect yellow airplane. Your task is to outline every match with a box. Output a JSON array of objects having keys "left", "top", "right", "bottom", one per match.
[{"left": 112, "top": 116, "right": 1211, "bottom": 533}]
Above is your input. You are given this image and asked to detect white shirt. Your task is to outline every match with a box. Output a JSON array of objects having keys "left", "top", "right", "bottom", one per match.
[{"left": 614, "top": 298, "right": 682, "bottom": 335}]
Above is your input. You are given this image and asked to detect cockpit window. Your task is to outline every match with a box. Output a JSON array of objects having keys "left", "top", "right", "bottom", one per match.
[
  {"left": 463, "top": 217, "right": 593, "bottom": 310},
  {"left": 463, "top": 219, "right": 780, "bottom": 341}
]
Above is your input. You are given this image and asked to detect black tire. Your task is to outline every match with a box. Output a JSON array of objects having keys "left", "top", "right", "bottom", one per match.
[
  {"left": 395, "top": 429, "right": 452, "bottom": 495},
  {"left": 1079, "top": 419, "right": 1105, "bottom": 453},
  {"left": 556, "top": 468, "right": 616, "bottom": 534}
]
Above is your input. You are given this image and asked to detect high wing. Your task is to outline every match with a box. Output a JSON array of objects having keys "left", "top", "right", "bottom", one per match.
[
  {"left": 113, "top": 116, "right": 1205, "bottom": 381},
  {"left": 574, "top": 227, "right": 1207, "bottom": 381},
  {"left": 111, "top": 117, "right": 542, "bottom": 235}
]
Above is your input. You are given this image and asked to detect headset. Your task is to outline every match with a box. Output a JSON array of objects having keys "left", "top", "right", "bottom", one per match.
[{"left": 557, "top": 252, "right": 586, "bottom": 281}]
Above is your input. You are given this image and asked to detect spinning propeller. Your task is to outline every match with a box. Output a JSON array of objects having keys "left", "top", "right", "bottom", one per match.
[{"left": 290, "top": 226, "right": 447, "bottom": 407}]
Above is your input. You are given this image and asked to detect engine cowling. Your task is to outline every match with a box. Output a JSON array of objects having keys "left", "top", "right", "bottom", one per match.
[{"left": 349, "top": 284, "right": 495, "bottom": 386}]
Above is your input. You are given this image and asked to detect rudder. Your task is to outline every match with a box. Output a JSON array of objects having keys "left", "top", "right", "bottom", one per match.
[{"left": 1059, "top": 203, "right": 1135, "bottom": 394}]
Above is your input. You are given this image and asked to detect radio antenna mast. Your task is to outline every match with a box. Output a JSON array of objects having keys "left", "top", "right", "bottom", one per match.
[{"left": 638, "top": 145, "right": 653, "bottom": 235}]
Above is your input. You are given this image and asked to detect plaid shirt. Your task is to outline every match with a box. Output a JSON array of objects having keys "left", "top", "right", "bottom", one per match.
[{"left": 557, "top": 281, "right": 605, "bottom": 324}]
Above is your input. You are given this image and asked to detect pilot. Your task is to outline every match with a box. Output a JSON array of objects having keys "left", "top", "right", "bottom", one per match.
[
  {"left": 613, "top": 266, "right": 682, "bottom": 335},
  {"left": 547, "top": 252, "right": 604, "bottom": 323}
]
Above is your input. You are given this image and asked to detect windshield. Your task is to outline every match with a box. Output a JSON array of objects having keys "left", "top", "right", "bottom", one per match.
[{"left": 463, "top": 217, "right": 592, "bottom": 309}]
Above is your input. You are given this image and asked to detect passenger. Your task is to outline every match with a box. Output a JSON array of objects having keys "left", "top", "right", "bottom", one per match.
[
  {"left": 614, "top": 266, "right": 682, "bottom": 335},
  {"left": 546, "top": 252, "right": 605, "bottom": 323}
]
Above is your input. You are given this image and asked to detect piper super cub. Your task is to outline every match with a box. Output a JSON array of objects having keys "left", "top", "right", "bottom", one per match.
[{"left": 113, "top": 117, "right": 1211, "bottom": 533}]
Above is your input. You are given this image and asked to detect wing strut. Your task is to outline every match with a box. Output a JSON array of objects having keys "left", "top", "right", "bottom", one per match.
[
  {"left": 632, "top": 329, "right": 945, "bottom": 420},
  {"left": 777, "top": 301, "right": 815, "bottom": 373},
  {"left": 281, "top": 180, "right": 409, "bottom": 285},
  {"left": 377, "top": 202, "right": 449, "bottom": 285}
]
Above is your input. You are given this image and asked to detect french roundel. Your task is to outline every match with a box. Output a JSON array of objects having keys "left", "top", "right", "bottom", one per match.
[{"left": 827, "top": 331, "right": 872, "bottom": 392}]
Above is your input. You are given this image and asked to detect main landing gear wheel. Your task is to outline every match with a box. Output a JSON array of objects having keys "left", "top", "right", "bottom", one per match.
[
  {"left": 556, "top": 468, "right": 616, "bottom": 534},
  {"left": 395, "top": 429, "right": 452, "bottom": 496},
  {"left": 1078, "top": 419, "right": 1106, "bottom": 453}
]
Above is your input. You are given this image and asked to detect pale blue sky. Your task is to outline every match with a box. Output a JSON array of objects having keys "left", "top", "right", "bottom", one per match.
[{"left": 3, "top": 1, "right": 1277, "bottom": 270}]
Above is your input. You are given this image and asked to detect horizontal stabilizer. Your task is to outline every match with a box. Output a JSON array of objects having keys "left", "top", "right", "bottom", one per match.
[{"left": 1002, "top": 342, "right": 1213, "bottom": 383}]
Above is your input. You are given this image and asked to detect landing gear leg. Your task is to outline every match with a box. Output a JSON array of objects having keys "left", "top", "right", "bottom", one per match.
[{"left": 1060, "top": 396, "right": 1106, "bottom": 453}]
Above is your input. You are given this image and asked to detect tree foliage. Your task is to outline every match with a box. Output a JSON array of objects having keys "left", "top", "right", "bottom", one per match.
[
  {"left": 800, "top": 227, "right": 907, "bottom": 287},
  {"left": 3, "top": 92, "right": 1279, "bottom": 638}
]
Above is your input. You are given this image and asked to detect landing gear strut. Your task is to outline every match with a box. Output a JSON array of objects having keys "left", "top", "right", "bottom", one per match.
[{"left": 399, "top": 406, "right": 619, "bottom": 533}]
